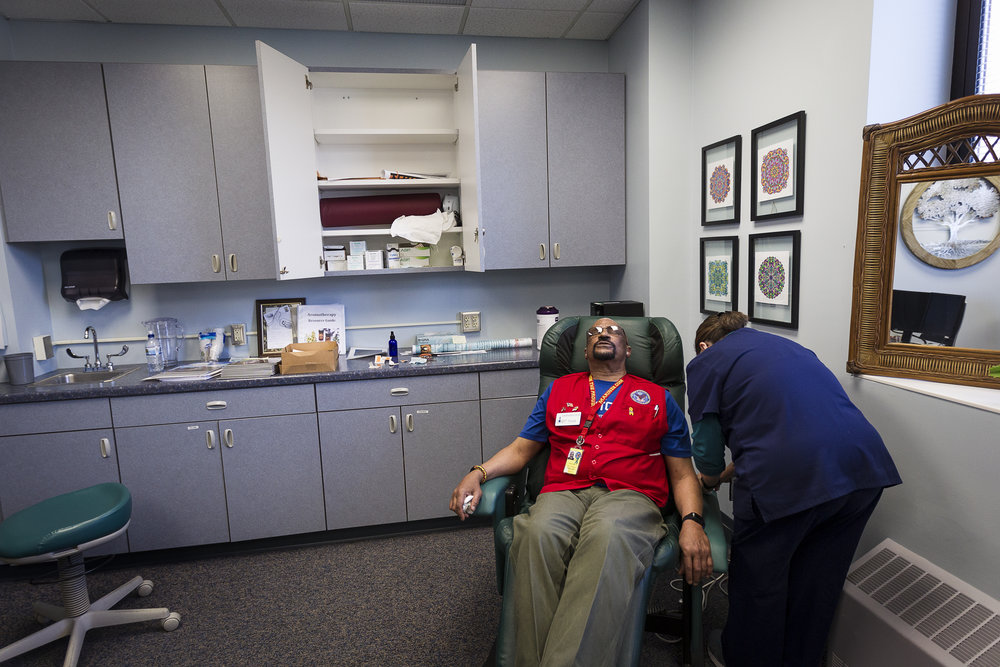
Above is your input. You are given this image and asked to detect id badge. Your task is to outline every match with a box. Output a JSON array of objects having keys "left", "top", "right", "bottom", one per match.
[
  {"left": 563, "top": 446, "right": 584, "bottom": 475},
  {"left": 555, "top": 411, "right": 582, "bottom": 427}
]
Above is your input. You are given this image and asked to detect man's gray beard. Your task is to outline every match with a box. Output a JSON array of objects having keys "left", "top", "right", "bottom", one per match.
[{"left": 592, "top": 344, "right": 616, "bottom": 360}]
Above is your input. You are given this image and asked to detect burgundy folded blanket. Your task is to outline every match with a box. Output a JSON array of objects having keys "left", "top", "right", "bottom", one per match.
[{"left": 320, "top": 193, "right": 442, "bottom": 228}]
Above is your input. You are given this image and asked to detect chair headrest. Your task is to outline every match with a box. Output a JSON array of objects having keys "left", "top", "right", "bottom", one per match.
[{"left": 538, "top": 315, "right": 686, "bottom": 409}]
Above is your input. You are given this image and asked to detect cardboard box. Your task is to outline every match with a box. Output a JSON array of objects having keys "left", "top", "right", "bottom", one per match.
[
  {"left": 399, "top": 244, "right": 431, "bottom": 268},
  {"left": 365, "top": 250, "right": 384, "bottom": 269},
  {"left": 323, "top": 246, "right": 346, "bottom": 261},
  {"left": 279, "top": 341, "right": 339, "bottom": 375},
  {"left": 349, "top": 240, "right": 367, "bottom": 255},
  {"left": 346, "top": 255, "right": 365, "bottom": 270}
]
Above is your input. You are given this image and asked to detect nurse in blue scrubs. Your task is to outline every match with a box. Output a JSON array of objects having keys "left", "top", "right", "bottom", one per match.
[{"left": 685, "top": 311, "right": 901, "bottom": 667}]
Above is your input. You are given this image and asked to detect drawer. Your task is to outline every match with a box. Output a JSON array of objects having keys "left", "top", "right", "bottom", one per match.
[
  {"left": 316, "top": 374, "right": 479, "bottom": 412},
  {"left": 110, "top": 384, "right": 316, "bottom": 427},
  {"left": 0, "top": 398, "right": 112, "bottom": 436},
  {"left": 480, "top": 368, "right": 539, "bottom": 399}
]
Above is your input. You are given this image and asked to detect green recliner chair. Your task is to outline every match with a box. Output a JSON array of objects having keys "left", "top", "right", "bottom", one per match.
[{"left": 474, "top": 315, "right": 728, "bottom": 666}]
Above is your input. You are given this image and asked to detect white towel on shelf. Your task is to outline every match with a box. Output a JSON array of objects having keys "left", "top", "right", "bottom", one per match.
[{"left": 390, "top": 209, "right": 456, "bottom": 245}]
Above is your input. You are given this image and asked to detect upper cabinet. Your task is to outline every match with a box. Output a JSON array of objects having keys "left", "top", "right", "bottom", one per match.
[
  {"left": 0, "top": 62, "right": 123, "bottom": 242},
  {"left": 255, "top": 41, "right": 481, "bottom": 278},
  {"left": 475, "top": 70, "right": 625, "bottom": 269}
]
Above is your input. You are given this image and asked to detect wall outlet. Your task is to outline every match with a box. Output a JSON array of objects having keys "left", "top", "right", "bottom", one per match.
[
  {"left": 33, "top": 334, "right": 54, "bottom": 360},
  {"left": 231, "top": 323, "right": 247, "bottom": 347},
  {"left": 459, "top": 311, "right": 481, "bottom": 333}
]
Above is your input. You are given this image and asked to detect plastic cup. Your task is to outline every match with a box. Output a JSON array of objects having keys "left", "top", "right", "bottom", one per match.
[{"left": 4, "top": 352, "right": 35, "bottom": 385}]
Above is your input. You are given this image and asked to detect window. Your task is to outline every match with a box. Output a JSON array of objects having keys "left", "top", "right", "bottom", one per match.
[{"left": 953, "top": 0, "right": 1000, "bottom": 96}]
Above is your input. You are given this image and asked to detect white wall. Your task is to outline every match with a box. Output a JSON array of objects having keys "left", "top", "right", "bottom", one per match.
[{"left": 0, "top": 22, "right": 617, "bottom": 367}]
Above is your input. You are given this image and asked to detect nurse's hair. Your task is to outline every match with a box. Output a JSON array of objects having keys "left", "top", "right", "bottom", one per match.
[{"left": 694, "top": 311, "right": 748, "bottom": 354}]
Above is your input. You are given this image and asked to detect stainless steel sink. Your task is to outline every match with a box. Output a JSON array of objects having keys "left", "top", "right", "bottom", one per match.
[{"left": 33, "top": 367, "right": 139, "bottom": 386}]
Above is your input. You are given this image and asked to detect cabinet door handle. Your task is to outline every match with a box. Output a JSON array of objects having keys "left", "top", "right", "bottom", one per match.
[
  {"left": 390, "top": 387, "right": 409, "bottom": 396},
  {"left": 553, "top": 242, "right": 560, "bottom": 260},
  {"left": 389, "top": 414, "right": 398, "bottom": 434},
  {"left": 206, "top": 430, "right": 216, "bottom": 449},
  {"left": 107, "top": 211, "right": 117, "bottom": 231},
  {"left": 211, "top": 254, "right": 222, "bottom": 273},
  {"left": 228, "top": 254, "right": 238, "bottom": 273},
  {"left": 405, "top": 413, "right": 414, "bottom": 432},
  {"left": 539, "top": 243, "right": 546, "bottom": 260},
  {"left": 207, "top": 400, "right": 227, "bottom": 410},
  {"left": 223, "top": 428, "right": 234, "bottom": 448},
  {"left": 100, "top": 437, "right": 110, "bottom": 459}
]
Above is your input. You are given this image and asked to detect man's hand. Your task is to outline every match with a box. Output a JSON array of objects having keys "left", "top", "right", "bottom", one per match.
[
  {"left": 677, "top": 522, "right": 713, "bottom": 584},
  {"left": 449, "top": 472, "right": 482, "bottom": 521}
]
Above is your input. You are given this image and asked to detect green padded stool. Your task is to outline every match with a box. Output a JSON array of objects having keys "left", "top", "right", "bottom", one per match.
[{"left": 0, "top": 483, "right": 180, "bottom": 667}]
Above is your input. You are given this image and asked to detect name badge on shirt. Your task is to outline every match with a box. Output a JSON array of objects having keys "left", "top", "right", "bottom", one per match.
[
  {"left": 555, "top": 411, "right": 582, "bottom": 426},
  {"left": 563, "top": 447, "right": 584, "bottom": 475}
]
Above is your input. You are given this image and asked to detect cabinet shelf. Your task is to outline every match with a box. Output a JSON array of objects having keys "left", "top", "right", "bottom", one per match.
[
  {"left": 322, "top": 226, "right": 463, "bottom": 239},
  {"left": 318, "top": 177, "right": 460, "bottom": 191},
  {"left": 314, "top": 129, "right": 458, "bottom": 145},
  {"left": 323, "top": 265, "right": 463, "bottom": 276}
]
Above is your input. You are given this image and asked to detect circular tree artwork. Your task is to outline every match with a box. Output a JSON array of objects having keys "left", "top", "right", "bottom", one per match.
[
  {"left": 899, "top": 177, "right": 1000, "bottom": 269},
  {"left": 760, "top": 147, "right": 790, "bottom": 195},
  {"left": 709, "top": 164, "right": 732, "bottom": 204},
  {"left": 757, "top": 255, "right": 786, "bottom": 300}
]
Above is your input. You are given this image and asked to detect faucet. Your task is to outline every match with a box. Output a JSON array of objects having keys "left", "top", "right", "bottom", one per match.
[{"left": 84, "top": 326, "right": 101, "bottom": 370}]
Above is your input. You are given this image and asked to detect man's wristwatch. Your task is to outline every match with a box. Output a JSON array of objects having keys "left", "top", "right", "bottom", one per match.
[{"left": 681, "top": 512, "right": 705, "bottom": 527}]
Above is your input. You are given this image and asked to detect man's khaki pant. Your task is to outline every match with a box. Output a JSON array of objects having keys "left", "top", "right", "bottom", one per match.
[{"left": 510, "top": 486, "right": 666, "bottom": 667}]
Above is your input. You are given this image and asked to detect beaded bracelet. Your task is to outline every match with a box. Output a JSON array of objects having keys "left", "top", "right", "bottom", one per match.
[{"left": 470, "top": 465, "right": 488, "bottom": 484}]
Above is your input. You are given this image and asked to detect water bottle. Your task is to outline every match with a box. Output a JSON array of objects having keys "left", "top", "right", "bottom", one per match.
[
  {"left": 536, "top": 306, "right": 559, "bottom": 350},
  {"left": 145, "top": 332, "right": 164, "bottom": 372}
]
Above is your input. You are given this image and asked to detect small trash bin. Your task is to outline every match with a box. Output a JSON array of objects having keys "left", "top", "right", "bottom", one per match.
[{"left": 3, "top": 353, "right": 34, "bottom": 385}]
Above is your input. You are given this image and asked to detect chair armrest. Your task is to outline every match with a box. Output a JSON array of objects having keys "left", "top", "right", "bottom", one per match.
[
  {"left": 702, "top": 490, "right": 728, "bottom": 574},
  {"left": 473, "top": 475, "right": 515, "bottom": 520}
]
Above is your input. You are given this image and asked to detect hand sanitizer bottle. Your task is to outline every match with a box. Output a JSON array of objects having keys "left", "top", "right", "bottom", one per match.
[
  {"left": 388, "top": 331, "right": 398, "bottom": 360},
  {"left": 146, "top": 332, "right": 164, "bottom": 372}
]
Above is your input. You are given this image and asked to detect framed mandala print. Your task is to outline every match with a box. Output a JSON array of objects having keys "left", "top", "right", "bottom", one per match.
[
  {"left": 751, "top": 111, "right": 806, "bottom": 221},
  {"left": 702, "top": 135, "right": 742, "bottom": 225},
  {"left": 700, "top": 236, "right": 739, "bottom": 314},
  {"left": 748, "top": 230, "right": 800, "bottom": 328}
]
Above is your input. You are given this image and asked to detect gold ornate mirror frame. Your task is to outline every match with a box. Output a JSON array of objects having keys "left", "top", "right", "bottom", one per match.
[{"left": 848, "top": 94, "right": 1000, "bottom": 389}]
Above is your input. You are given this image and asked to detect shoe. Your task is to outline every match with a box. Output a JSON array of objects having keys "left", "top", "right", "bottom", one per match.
[{"left": 708, "top": 628, "right": 725, "bottom": 666}]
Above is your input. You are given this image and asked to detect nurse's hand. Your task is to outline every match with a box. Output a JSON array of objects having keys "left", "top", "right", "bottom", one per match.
[{"left": 678, "top": 523, "right": 713, "bottom": 584}]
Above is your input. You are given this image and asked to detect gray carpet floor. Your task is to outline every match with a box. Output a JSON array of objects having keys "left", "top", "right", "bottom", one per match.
[{"left": 0, "top": 524, "right": 728, "bottom": 666}]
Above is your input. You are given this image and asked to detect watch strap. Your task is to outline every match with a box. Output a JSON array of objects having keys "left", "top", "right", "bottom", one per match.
[{"left": 681, "top": 512, "right": 705, "bottom": 527}]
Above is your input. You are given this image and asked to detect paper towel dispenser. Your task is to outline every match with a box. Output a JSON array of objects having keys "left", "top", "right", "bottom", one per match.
[{"left": 60, "top": 248, "right": 129, "bottom": 307}]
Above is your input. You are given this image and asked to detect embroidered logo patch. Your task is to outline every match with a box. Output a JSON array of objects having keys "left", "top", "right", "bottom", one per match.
[{"left": 629, "top": 390, "right": 650, "bottom": 405}]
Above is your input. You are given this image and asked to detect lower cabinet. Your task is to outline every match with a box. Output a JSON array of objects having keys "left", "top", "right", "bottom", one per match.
[
  {"left": 480, "top": 368, "right": 540, "bottom": 460},
  {"left": 116, "top": 413, "right": 325, "bottom": 551}
]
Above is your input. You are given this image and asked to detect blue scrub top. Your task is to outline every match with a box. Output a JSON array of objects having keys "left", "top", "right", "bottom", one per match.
[{"left": 686, "top": 328, "right": 901, "bottom": 522}]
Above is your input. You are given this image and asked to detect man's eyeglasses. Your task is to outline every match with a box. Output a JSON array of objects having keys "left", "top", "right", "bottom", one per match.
[{"left": 586, "top": 325, "right": 624, "bottom": 337}]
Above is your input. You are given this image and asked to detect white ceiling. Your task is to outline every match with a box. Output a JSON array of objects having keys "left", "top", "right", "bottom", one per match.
[{"left": 0, "top": 0, "right": 641, "bottom": 40}]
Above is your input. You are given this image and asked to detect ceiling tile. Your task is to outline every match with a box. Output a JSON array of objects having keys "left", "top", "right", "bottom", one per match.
[
  {"left": 349, "top": 2, "right": 465, "bottom": 35},
  {"left": 565, "top": 12, "right": 623, "bottom": 40},
  {"left": 219, "top": 0, "right": 349, "bottom": 31},
  {"left": 464, "top": 7, "right": 576, "bottom": 39},
  {"left": 471, "top": 0, "right": 587, "bottom": 11},
  {"left": 0, "top": 0, "right": 105, "bottom": 22},
  {"left": 88, "top": 0, "right": 231, "bottom": 27}
]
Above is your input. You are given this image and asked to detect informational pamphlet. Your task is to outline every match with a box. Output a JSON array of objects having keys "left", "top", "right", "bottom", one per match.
[{"left": 295, "top": 304, "right": 346, "bottom": 350}]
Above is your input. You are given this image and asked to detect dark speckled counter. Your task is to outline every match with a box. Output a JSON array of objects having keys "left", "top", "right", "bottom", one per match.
[{"left": 0, "top": 347, "right": 540, "bottom": 405}]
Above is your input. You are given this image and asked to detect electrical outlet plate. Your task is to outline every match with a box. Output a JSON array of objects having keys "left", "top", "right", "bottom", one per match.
[
  {"left": 231, "top": 323, "right": 247, "bottom": 347},
  {"left": 460, "top": 311, "right": 481, "bottom": 333}
]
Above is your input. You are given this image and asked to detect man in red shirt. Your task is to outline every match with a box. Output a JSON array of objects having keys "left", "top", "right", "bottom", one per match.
[{"left": 451, "top": 317, "right": 712, "bottom": 666}]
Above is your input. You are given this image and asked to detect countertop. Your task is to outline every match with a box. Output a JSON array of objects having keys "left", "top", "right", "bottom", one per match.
[{"left": 0, "top": 348, "right": 540, "bottom": 405}]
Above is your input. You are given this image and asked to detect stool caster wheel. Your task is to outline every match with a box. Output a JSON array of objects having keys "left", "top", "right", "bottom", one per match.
[
  {"left": 162, "top": 612, "right": 181, "bottom": 631},
  {"left": 137, "top": 580, "right": 154, "bottom": 597}
]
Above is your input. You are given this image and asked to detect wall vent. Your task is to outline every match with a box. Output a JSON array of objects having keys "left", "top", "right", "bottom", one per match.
[{"left": 828, "top": 538, "right": 1000, "bottom": 666}]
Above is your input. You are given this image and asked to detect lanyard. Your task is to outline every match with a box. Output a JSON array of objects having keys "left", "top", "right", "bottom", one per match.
[{"left": 576, "top": 375, "right": 625, "bottom": 446}]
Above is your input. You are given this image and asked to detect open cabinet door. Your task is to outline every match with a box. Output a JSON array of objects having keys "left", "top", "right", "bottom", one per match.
[
  {"left": 455, "top": 44, "right": 484, "bottom": 272},
  {"left": 255, "top": 41, "right": 324, "bottom": 280}
]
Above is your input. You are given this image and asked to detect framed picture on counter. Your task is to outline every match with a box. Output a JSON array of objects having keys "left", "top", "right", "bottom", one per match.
[{"left": 256, "top": 298, "right": 305, "bottom": 357}]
